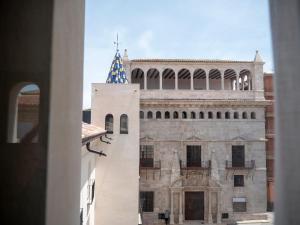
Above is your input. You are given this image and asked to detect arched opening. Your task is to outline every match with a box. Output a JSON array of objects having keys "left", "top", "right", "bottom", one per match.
[
  {"left": 182, "top": 111, "right": 187, "bottom": 119},
  {"left": 131, "top": 68, "right": 144, "bottom": 89},
  {"left": 147, "top": 111, "right": 153, "bottom": 119},
  {"left": 173, "top": 111, "right": 179, "bottom": 119},
  {"left": 165, "top": 111, "right": 170, "bottom": 119},
  {"left": 239, "top": 69, "right": 252, "bottom": 90},
  {"left": 234, "top": 112, "right": 239, "bottom": 119},
  {"left": 156, "top": 111, "right": 162, "bottom": 119},
  {"left": 225, "top": 112, "right": 230, "bottom": 119},
  {"left": 217, "top": 111, "right": 222, "bottom": 119},
  {"left": 199, "top": 112, "right": 204, "bottom": 119},
  {"left": 224, "top": 69, "right": 237, "bottom": 90},
  {"left": 105, "top": 114, "right": 114, "bottom": 134},
  {"left": 208, "top": 111, "right": 213, "bottom": 119},
  {"left": 140, "top": 111, "right": 144, "bottom": 119},
  {"left": 147, "top": 68, "right": 159, "bottom": 89},
  {"left": 209, "top": 69, "right": 221, "bottom": 90},
  {"left": 162, "top": 68, "right": 175, "bottom": 89},
  {"left": 191, "top": 111, "right": 196, "bottom": 119},
  {"left": 120, "top": 114, "right": 128, "bottom": 134},
  {"left": 7, "top": 83, "right": 40, "bottom": 143},
  {"left": 251, "top": 112, "right": 256, "bottom": 119},
  {"left": 178, "top": 69, "right": 191, "bottom": 89},
  {"left": 193, "top": 69, "right": 206, "bottom": 90},
  {"left": 242, "top": 112, "right": 248, "bottom": 119}
]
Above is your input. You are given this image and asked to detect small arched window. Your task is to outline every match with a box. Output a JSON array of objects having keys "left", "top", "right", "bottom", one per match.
[
  {"left": 182, "top": 111, "right": 187, "bottom": 119},
  {"left": 165, "top": 111, "right": 170, "bottom": 119},
  {"left": 140, "top": 111, "right": 144, "bottom": 119},
  {"left": 251, "top": 112, "right": 256, "bottom": 119},
  {"left": 208, "top": 111, "right": 213, "bottom": 119},
  {"left": 217, "top": 112, "right": 222, "bottom": 119},
  {"left": 7, "top": 83, "right": 40, "bottom": 143},
  {"left": 173, "top": 111, "right": 179, "bottom": 119},
  {"left": 156, "top": 111, "right": 162, "bottom": 119},
  {"left": 120, "top": 114, "right": 128, "bottom": 134},
  {"left": 105, "top": 114, "right": 114, "bottom": 134},
  {"left": 234, "top": 112, "right": 239, "bottom": 119},
  {"left": 225, "top": 112, "right": 230, "bottom": 119},
  {"left": 199, "top": 112, "right": 204, "bottom": 119},
  {"left": 147, "top": 111, "right": 153, "bottom": 119},
  {"left": 242, "top": 112, "right": 248, "bottom": 119},
  {"left": 191, "top": 111, "right": 196, "bottom": 119}
]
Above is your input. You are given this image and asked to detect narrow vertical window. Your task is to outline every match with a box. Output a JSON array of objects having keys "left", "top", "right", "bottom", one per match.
[
  {"left": 208, "top": 111, "right": 213, "bottom": 119},
  {"left": 7, "top": 83, "right": 40, "bottom": 143},
  {"left": 182, "top": 111, "right": 187, "bottom": 119},
  {"left": 234, "top": 112, "right": 239, "bottom": 119},
  {"left": 242, "top": 112, "right": 247, "bottom": 119},
  {"left": 191, "top": 111, "right": 196, "bottom": 119},
  {"left": 156, "top": 111, "right": 161, "bottom": 119},
  {"left": 120, "top": 114, "right": 128, "bottom": 134},
  {"left": 225, "top": 111, "right": 230, "bottom": 119},
  {"left": 140, "top": 191, "right": 154, "bottom": 212},
  {"left": 165, "top": 111, "right": 170, "bottom": 119},
  {"left": 251, "top": 112, "right": 256, "bottom": 119},
  {"left": 105, "top": 114, "right": 113, "bottom": 134},
  {"left": 147, "top": 111, "right": 153, "bottom": 119},
  {"left": 140, "top": 111, "right": 144, "bottom": 119},
  {"left": 173, "top": 111, "right": 179, "bottom": 119},
  {"left": 217, "top": 111, "right": 222, "bottom": 119},
  {"left": 199, "top": 111, "right": 204, "bottom": 119}
]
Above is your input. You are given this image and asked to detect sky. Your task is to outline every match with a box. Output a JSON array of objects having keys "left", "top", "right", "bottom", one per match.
[{"left": 83, "top": 0, "right": 273, "bottom": 109}]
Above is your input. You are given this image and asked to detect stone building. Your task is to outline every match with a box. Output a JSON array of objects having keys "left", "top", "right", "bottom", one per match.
[
  {"left": 264, "top": 73, "right": 275, "bottom": 211},
  {"left": 121, "top": 50, "right": 268, "bottom": 225}
]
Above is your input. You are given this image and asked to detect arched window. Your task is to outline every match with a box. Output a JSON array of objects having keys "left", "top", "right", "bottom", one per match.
[
  {"left": 217, "top": 112, "right": 222, "bottom": 119},
  {"left": 251, "top": 112, "right": 256, "bottom": 119},
  {"left": 199, "top": 112, "right": 204, "bottom": 119},
  {"left": 224, "top": 69, "right": 237, "bottom": 90},
  {"left": 147, "top": 111, "right": 153, "bottom": 119},
  {"left": 162, "top": 68, "right": 175, "bottom": 89},
  {"left": 7, "top": 83, "right": 40, "bottom": 143},
  {"left": 165, "top": 111, "right": 170, "bottom": 119},
  {"left": 208, "top": 111, "right": 213, "bottom": 119},
  {"left": 209, "top": 69, "right": 221, "bottom": 90},
  {"left": 147, "top": 68, "right": 159, "bottom": 89},
  {"left": 156, "top": 111, "right": 161, "bottom": 119},
  {"left": 173, "top": 111, "right": 179, "bottom": 119},
  {"left": 191, "top": 111, "right": 196, "bottom": 119},
  {"left": 225, "top": 112, "right": 230, "bottom": 119},
  {"left": 120, "top": 114, "right": 128, "bottom": 134},
  {"left": 182, "top": 111, "right": 187, "bottom": 119},
  {"left": 178, "top": 69, "right": 191, "bottom": 89},
  {"left": 105, "top": 114, "right": 114, "bottom": 134},
  {"left": 242, "top": 112, "right": 248, "bottom": 119},
  {"left": 131, "top": 68, "right": 144, "bottom": 89},
  {"left": 234, "top": 112, "right": 239, "bottom": 119},
  {"left": 140, "top": 111, "right": 144, "bottom": 119}
]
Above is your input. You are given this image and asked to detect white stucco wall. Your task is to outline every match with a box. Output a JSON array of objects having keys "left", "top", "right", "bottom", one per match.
[{"left": 91, "top": 84, "right": 140, "bottom": 225}]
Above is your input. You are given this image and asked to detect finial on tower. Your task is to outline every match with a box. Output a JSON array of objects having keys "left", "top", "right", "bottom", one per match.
[
  {"left": 254, "top": 50, "right": 263, "bottom": 62},
  {"left": 114, "top": 33, "right": 119, "bottom": 52},
  {"left": 123, "top": 49, "right": 128, "bottom": 61}
]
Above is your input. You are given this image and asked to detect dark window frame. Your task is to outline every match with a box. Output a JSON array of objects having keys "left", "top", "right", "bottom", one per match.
[
  {"left": 234, "top": 175, "right": 244, "bottom": 187},
  {"left": 120, "top": 114, "right": 128, "bottom": 134},
  {"left": 140, "top": 191, "right": 154, "bottom": 212},
  {"left": 140, "top": 145, "right": 154, "bottom": 167},
  {"left": 187, "top": 145, "right": 202, "bottom": 167},
  {"left": 105, "top": 114, "right": 113, "bottom": 134}
]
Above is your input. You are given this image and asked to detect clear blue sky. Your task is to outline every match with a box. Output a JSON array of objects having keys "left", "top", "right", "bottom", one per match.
[{"left": 83, "top": 0, "right": 273, "bottom": 108}]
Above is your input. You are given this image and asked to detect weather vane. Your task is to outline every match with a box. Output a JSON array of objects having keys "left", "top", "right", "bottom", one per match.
[{"left": 114, "top": 33, "right": 119, "bottom": 52}]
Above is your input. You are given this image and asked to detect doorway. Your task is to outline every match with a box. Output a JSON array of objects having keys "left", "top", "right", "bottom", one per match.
[{"left": 185, "top": 192, "right": 204, "bottom": 220}]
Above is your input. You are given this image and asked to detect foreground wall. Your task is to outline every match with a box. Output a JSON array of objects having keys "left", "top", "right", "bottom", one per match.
[{"left": 91, "top": 84, "right": 140, "bottom": 225}]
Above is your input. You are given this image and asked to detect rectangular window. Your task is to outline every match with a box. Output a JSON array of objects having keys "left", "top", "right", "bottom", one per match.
[
  {"left": 234, "top": 175, "right": 244, "bottom": 187},
  {"left": 140, "top": 145, "right": 154, "bottom": 167},
  {"left": 140, "top": 191, "right": 154, "bottom": 212},
  {"left": 232, "top": 197, "right": 247, "bottom": 212},
  {"left": 187, "top": 145, "right": 201, "bottom": 167},
  {"left": 232, "top": 145, "right": 245, "bottom": 167}
]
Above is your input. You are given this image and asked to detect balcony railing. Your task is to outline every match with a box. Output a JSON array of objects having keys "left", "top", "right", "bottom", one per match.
[
  {"left": 180, "top": 160, "right": 211, "bottom": 170},
  {"left": 225, "top": 160, "right": 255, "bottom": 169}
]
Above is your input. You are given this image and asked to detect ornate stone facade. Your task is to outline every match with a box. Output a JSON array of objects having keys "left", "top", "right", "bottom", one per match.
[{"left": 124, "top": 51, "right": 268, "bottom": 225}]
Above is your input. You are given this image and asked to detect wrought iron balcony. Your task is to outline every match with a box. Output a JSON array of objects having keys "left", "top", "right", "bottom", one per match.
[
  {"left": 180, "top": 160, "right": 211, "bottom": 170},
  {"left": 225, "top": 160, "right": 255, "bottom": 169}
]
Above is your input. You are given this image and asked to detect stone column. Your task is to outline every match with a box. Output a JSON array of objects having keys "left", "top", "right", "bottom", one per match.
[
  {"left": 217, "top": 191, "right": 221, "bottom": 224},
  {"left": 190, "top": 71, "right": 194, "bottom": 90},
  {"left": 144, "top": 69, "right": 147, "bottom": 90},
  {"left": 208, "top": 191, "right": 213, "bottom": 224},
  {"left": 221, "top": 69, "right": 224, "bottom": 90},
  {"left": 159, "top": 69, "right": 163, "bottom": 90},
  {"left": 179, "top": 191, "right": 183, "bottom": 224},
  {"left": 170, "top": 191, "right": 175, "bottom": 224},
  {"left": 206, "top": 70, "right": 209, "bottom": 90},
  {"left": 175, "top": 71, "right": 178, "bottom": 90},
  {"left": 236, "top": 73, "right": 239, "bottom": 90}
]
